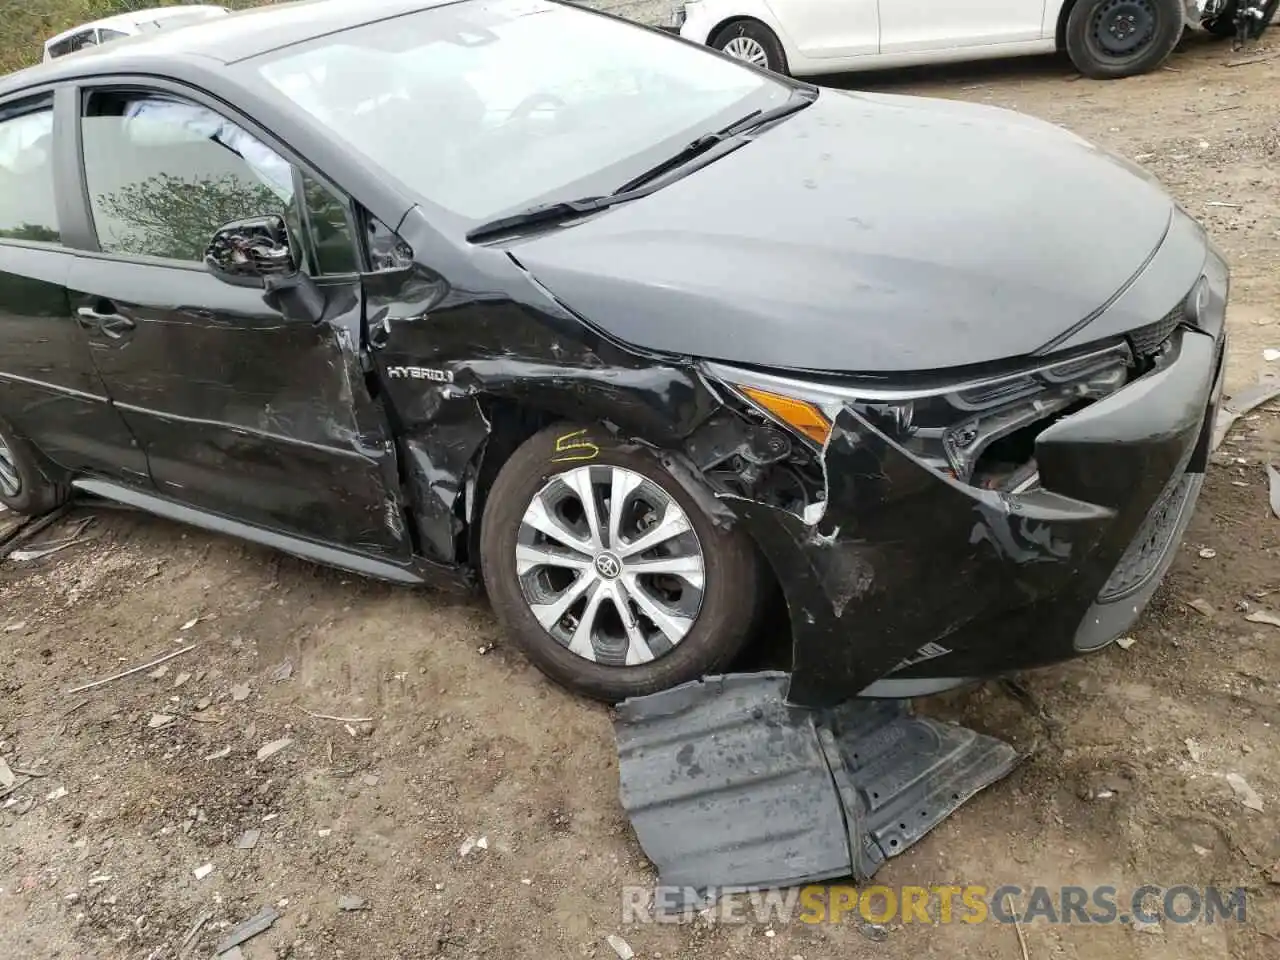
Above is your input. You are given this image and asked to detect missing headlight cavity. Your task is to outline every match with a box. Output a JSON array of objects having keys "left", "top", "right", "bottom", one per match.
[
  {"left": 683, "top": 411, "right": 826, "bottom": 514},
  {"left": 858, "top": 342, "right": 1133, "bottom": 492},
  {"left": 702, "top": 341, "right": 1134, "bottom": 502}
]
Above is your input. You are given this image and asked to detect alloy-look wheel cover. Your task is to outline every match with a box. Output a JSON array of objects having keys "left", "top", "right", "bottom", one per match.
[
  {"left": 0, "top": 434, "right": 20, "bottom": 498},
  {"left": 722, "top": 36, "right": 770, "bottom": 68},
  {"left": 515, "top": 464, "right": 706, "bottom": 666}
]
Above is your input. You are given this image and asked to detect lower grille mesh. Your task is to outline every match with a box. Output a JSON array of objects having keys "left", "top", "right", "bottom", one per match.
[{"left": 1098, "top": 473, "right": 1199, "bottom": 602}]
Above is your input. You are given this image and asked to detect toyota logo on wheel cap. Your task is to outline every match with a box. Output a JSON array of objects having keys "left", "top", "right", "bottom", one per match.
[{"left": 594, "top": 552, "right": 622, "bottom": 579}]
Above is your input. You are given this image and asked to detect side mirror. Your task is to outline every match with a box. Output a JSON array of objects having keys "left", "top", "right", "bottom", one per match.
[{"left": 204, "top": 215, "right": 297, "bottom": 289}]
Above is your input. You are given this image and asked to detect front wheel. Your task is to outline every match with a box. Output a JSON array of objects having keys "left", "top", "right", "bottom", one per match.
[
  {"left": 0, "top": 417, "right": 66, "bottom": 515},
  {"left": 1065, "top": 0, "right": 1185, "bottom": 79},
  {"left": 710, "top": 19, "right": 790, "bottom": 75},
  {"left": 480, "top": 424, "right": 762, "bottom": 703}
]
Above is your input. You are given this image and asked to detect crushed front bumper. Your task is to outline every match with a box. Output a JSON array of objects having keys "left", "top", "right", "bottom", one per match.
[{"left": 731, "top": 324, "right": 1225, "bottom": 708}]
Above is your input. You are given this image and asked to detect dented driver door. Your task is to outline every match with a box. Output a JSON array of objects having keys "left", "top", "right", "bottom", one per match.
[{"left": 66, "top": 86, "right": 410, "bottom": 560}]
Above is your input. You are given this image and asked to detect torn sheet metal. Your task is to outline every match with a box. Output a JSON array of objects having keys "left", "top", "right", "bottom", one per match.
[
  {"left": 365, "top": 249, "right": 729, "bottom": 566},
  {"left": 614, "top": 672, "right": 1019, "bottom": 909},
  {"left": 400, "top": 397, "right": 491, "bottom": 564}
]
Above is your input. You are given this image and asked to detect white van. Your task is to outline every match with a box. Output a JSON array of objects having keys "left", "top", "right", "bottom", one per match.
[{"left": 42, "top": 5, "right": 230, "bottom": 62}]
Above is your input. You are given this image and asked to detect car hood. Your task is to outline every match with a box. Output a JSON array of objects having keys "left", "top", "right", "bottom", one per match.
[{"left": 512, "top": 89, "right": 1179, "bottom": 374}]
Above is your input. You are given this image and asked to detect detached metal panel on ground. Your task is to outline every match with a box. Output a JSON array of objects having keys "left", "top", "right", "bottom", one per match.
[{"left": 614, "top": 672, "right": 1021, "bottom": 908}]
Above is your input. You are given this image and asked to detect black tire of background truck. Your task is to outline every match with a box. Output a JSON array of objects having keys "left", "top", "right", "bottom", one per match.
[
  {"left": 1065, "top": 0, "right": 1186, "bottom": 79},
  {"left": 479, "top": 424, "right": 763, "bottom": 703},
  {"left": 710, "top": 19, "right": 790, "bottom": 76},
  {"left": 0, "top": 417, "right": 67, "bottom": 516}
]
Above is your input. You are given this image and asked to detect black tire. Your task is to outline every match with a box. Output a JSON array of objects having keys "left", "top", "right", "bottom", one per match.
[
  {"left": 1065, "top": 0, "right": 1185, "bottom": 79},
  {"left": 0, "top": 418, "right": 66, "bottom": 515},
  {"left": 479, "top": 423, "right": 762, "bottom": 703},
  {"left": 1202, "top": 0, "right": 1241, "bottom": 36},
  {"left": 710, "top": 19, "right": 790, "bottom": 76}
]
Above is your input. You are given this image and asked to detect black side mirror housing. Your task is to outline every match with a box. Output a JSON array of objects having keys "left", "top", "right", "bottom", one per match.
[
  {"left": 204, "top": 215, "right": 298, "bottom": 289},
  {"left": 205, "top": 214, "right": 326, "bottom": 325},
  {"left": 262, "top": 271, "right": 327, "bottom": 326}
]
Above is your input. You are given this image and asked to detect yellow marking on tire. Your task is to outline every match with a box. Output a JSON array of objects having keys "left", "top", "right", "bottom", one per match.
[{"left": 551, "top": 429, "right": 600, "bottom": 463}]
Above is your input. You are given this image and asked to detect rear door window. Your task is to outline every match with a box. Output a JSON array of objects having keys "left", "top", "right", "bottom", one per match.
[{"left": 0, "top": 103, "right": 60, "bottom": 244}]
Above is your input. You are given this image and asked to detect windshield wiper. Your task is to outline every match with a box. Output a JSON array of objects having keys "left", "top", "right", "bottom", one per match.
[
  {"left": 613, "top": 87, "right": 817, "bottom": 194},
  {"left": 464, "top": 87, "right": 818, "bottom": 243},
  {"left": 466, "top": 194, "right": 623, "bottom": 243}
]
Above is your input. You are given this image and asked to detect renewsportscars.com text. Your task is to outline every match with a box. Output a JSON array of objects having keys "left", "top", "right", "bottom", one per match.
[{"left": 622, "top": 883, "right": 1249, "bottom": 926}]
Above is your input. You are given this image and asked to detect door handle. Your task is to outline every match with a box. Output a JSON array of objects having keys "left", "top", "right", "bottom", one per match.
[
  {"left": 100, "top": 316, "right": 136, "bottom": 339},
  {"left": 76, "top": 305, "right": 136, "bottom": 339}
]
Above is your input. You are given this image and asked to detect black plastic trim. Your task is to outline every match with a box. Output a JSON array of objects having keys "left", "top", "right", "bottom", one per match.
[{"left": 73, "top": 477, "right": 425, "bottom": 584}]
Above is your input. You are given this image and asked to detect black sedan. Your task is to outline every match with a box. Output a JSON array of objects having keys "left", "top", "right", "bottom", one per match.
[{"left": 0, "top": 0, "right": 1227, "bottom": 705}]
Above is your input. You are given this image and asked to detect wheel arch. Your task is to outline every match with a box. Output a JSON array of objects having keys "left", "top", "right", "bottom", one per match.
[
  {"left": 704, "top": 6, "right": 798, "bottom": 60},
  {"left": 0, "top": 411, "right": 70, "bottom": 513},
  {"left": 454, "top": 394, "right": 734, "bottom": 562},
  {"left": 453, "top": 398, "right": 786, "bottom": 629},
  {"left": 447, "top": 391, "right": 717, "bottom": 572},
  {"left": 460, "top": 399, "right": 559, "bottom": 573},
  {"left": 0, "top": 411, "right": 68, "bottom": 481},
  {"left": 1056, "top": 0, "right": 1082, "bottom": 49},
  {"left": 707, "top": 14, "right": 763, "bottom": 47}
]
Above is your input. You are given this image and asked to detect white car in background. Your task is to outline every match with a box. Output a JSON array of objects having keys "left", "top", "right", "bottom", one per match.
[
  {"left": 42, "top": 4, "right": 229, "bottom": 62},
  {"left": 678, "top": 0, "right": 1229, "bottom": 80}
]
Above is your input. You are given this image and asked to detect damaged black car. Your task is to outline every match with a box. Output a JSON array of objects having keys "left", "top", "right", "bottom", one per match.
[{"left": 0, "top": 0, "right": 1227, "bottom": 706}]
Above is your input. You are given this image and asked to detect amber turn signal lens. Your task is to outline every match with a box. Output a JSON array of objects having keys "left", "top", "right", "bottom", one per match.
[{"left": 740, "top": 387, "right": 833, "bottom": 447}]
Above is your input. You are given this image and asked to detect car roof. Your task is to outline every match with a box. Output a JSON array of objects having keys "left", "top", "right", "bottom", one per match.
[
  {"left": 11, "top": 0, "right": 462, "bottom": 98},
  {"left": 43, "top": 5, "right": 229, "bottom": 47}
]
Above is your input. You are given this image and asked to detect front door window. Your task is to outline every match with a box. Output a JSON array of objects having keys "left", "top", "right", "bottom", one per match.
[{"left": 81, "top": 93, "right": 297, "bottom": 262}]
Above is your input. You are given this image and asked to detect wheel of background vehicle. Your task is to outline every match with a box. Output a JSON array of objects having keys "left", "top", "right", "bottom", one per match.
[
  {"left": 0, "top": 418, "right": 66, "bottom": 515},
  {"left": 710, "top": 19, "right": 789, "bottom": 75},
  {"left": 1065, "top": 0, "right": 1185, "bottom": 79},
  {"left": 1201, "top": 0, "right": 1241, "bottom": 36},
  {"left": 480, "top": 424, "right": 762, "bottom": 703}
]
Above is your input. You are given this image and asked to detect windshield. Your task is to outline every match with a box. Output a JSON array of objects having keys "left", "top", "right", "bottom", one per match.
[{"left": 248, "top": 0, "right": 790, "bottom": 222}]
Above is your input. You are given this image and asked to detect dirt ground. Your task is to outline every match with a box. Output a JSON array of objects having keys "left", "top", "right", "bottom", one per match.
[{"left": 3, "top": 30, "right": 1280, "bottom": 960}]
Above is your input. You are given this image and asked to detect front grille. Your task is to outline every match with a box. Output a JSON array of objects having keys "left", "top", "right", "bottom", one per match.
[
  {"left": 1129, "top": 311, "right": 1180, "bottom": 357},
  {"left": 1127, "top": 300, "right": 1185, "bottom": 359}
]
